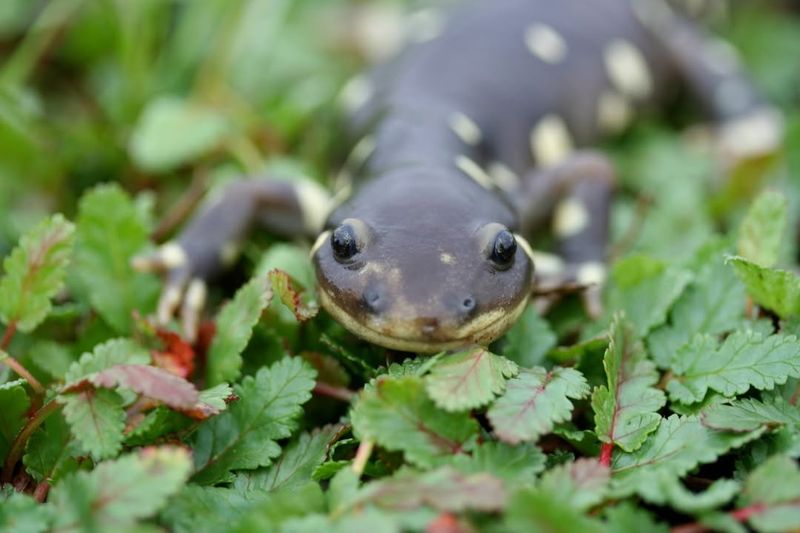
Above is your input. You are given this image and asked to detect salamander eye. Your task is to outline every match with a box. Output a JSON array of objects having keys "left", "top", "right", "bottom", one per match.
[
  {"left": 331, "top": 224, "right": 359, "bottom": 260},
  {"left": 490, "top": 230, "right": 517, "bottom": 267}
]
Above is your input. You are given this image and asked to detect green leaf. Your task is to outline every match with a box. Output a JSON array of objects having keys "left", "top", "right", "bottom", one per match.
[
  {"left": 73, "top": 184, "right": 159, "bottom": 333},
  {"left": 233, "top": 425, "right": 342, "bottom": 493},
  {"left": 606, "top": 255, "right": 692, "bottom": 336},
  {"left": 206, "top": 276, "right": 272, "bottom": 387},
  {"left": 637, "top": 472, "right": 740, "bottom": 514},
  {"left": 59, "top": 388, "right": 126, "bottom": 460},
  {"left": 447, "top": 441, "right": 546, "bottom": 486},
  {"left": 50, "top": 446, "right": 192, "bottom": 530},
  {"left": 701, "top": 398, "right": 800, "bottom": 432},
  {"left": 193, "top": 357, "right": 316, "bottom": 485},
  {"left": 593, "top": 314, "right": 666, "bottom": 452},
  {"left": 0, "top": 214, "right": 74, "bottom": 332},
  {"left": 667, "top": 331, "right": 800, "bottom": 404},
  {"left": 64, "top": 338, "right": 150, "bottom": 383},
  {"left": 0, "top": 489, "right": 51, "bottom": 533},
  {"left": 504, "top": 488, "right": 605, "bottom": 533},
  {"left": 161, "top": 485, "right": 251, "bottom": 533},
  {"left": 604, "top": 503, "right": 669, "bottom": 533},
  {"left": 740, "top": 455, "right": 800, "bottom": 532},
  {"left": 129, "top": 96, "right": 231, "bottom": 172},
  {"left": 353, "top": 466, "right": 508, "bottom": 513},
  {"left": 232, "top": 482, "right": 326, "bottom": 533},
  {"left": 488, "top": 367, "right": 589, "bottom": 444},
  {"left": 23, "top": 412, "right": 77, "bottom": 484},
  {"left": 647, "top": 251, "right": 745, "bottom": 368},
  {"left": 536, "top": 458, "right": 610, "bottom": 511},
  {"left": 0, "top": 379, "right": 29, "bottom": 464},
  {"left": 424, "top": 347, "right": 518, "bottom": 411},
  {"left": 351, "top": 375, "right": 478, "bottom": 468},
  {"left": 728, "top": 256, "right": 800, "bottom": 318},
  {"left": 502, "top": 305, "right": 557, "bottom": 368},
  {"left": 738, "top": 190, "right": 786, "bottom": 267},
  {"left": 611, "top": 415, "right": 761, "bottom": 497}
]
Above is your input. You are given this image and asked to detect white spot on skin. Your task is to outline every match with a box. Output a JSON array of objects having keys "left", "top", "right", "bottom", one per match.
[
  {"left": 440, "top": 252, "right": 455, "bottom": 265},
  {"left": 513, "top": 234, "right": 536, "bottom": 264},
  {"left": 525, "top": 23, "right": 568, "bottom": 64},
  {"left": 530, "top": 114, "right": 574, "bottom": 166},
  {"left": 157, "top": 286, "right": 183, "bottom": 326},
  {"left": 449, "top": 112, "right": 482, "bottom": 146},
  {"left": 530, "top": 250, "right": 565, "bottom": 276},
  {"left": 310, "top": 230, "right": 331, "bottom": 258},
  {"left": 455, "top": 155, "right": 494, "bottom": 189},
  {"left": 181, "top": 279, "right": 207, "bottom": 341},
  {"left": 296, "top": 180, "right": 332, "bottom": 234},
  {"left": 488, "top": 162, "right": 520, "bottom": 192},
  {"left": 576, "top": 262, "right": 607, "bottom": 286},
  {"left": 340, "top": 75, "right": 373, "bottom": 113},
  {"left": 718, "top": 108, "right": 785, "bottom": 160},
  {"left": 553, "top": 198, "right": 590, "bottom": 238},
  {"left": 159, "top": 242, "right": 188, "bottom": 269},
  {"left": 597, "top": 90, "right": 633, "bottom": 133},
  {"left": 604, "top": 39, "right": 653, "bottom": 100}
]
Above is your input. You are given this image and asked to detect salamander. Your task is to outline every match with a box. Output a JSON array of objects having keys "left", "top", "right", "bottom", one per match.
[{"left": 134, "top": 0, "right": 783, "bottom": 353}]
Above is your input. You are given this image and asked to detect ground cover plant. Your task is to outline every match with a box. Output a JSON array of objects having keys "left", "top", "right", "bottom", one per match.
[{"left": 1, "top": 1, "right": 800, "bottom": 531}]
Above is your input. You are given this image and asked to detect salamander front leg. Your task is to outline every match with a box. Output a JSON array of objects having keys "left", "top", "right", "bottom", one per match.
[
  {"left": 517, "top": 152, "right": 615, "bottom": 318},
  {"left": 133, "top": 178, "right": 330, "bottom": 340}
]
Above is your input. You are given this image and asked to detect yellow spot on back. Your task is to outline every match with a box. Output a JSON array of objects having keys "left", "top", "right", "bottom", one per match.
[
  {"left": 597, "top": 90, "right": 633, "bottom": 133},
  {"left": 525, "top": 23, "right": 568, "bottom": 64},
  {"left": 577, "top": 262, "right": 606, "bottom": 286},
  {"left": 604, "top": 39, "right": 653, "bottom": 100},
  {"left": 530, "top": 115, "right": 574, "bottom": 166},
  {"left": 449, "top": 112, "right": 482, "bottom": 145},
  {"left": 553, "top": 198, "right": 590, "bottom": 238},
  {"left": 455, "top": 155, "right": 494, "bottom": 189},
  {"left": 488, "top": 162, "right": 520, "bottom": 192},
  {"left": 340, "top": 75, "right": 373, "bottom": 112},
  {"left": 440, "top": 252, "right": 455, "bottom": 265},
  {"left": 296, "top": 180, "right": 332, "bottom": 234}
]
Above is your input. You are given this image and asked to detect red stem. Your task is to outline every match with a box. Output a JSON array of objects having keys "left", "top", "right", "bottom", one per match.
[
  {"left": 599, "top": 442, "right": 614, "bottom": 467},
  {"left": 1, "top": 400, "right": 59, "bottom": 484},
  {"left": 0, "top": 321, "right": 16, "bottom": 350},
  {"left": 313, "top": 382, "right": 355, "bottom": 402},
  {"left": 671, "top": 503, "right": 770, "bottom": 533}
]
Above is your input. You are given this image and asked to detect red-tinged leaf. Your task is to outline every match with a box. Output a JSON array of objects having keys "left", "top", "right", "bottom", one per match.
[
  {"left": 592, "top": 314, "right": 666, "bottom": 454},
  {"left": 354, "top": 466, "right": 508, "bottom": 513},
  {"left": 268, "top": 269, "right": 318, "bottom": 322},
  {"left": 153, "top": 328, "right": 195, "bottom": 378},
  {"left": 537, "top": 458, "right": 611, "bottom": 511},
  {"left": 180, "top": 384, "right": 235, "bottom": 420},
  {"left": 64, "top": 364, "right": 200, "bottom": 410}
]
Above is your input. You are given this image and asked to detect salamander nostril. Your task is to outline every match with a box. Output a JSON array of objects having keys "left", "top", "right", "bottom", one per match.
[
  {"left": 362, "top": 287, "right": 385, "bottom": 314},
  {"left": 460, "top": 296, "right": 477, "bottom": 315}
]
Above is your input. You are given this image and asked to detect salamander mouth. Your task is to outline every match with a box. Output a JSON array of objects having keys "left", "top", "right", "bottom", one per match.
[{"left": 317, "top": 285, "right": 530, "bottom": 353}]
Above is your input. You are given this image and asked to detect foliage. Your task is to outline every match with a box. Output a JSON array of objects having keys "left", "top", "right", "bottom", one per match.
[{"left": 0, "top": 1, "right": 799, "bottom": 532}]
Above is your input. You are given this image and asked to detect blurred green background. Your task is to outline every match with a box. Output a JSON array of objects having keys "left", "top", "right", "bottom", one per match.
[{"left": 0, "top": 0, "right": 799, "bottom": 262}]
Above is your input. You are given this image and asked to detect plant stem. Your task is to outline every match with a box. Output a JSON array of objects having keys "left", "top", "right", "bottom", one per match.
[
  {"left": 1, "top": 321, "right": 17, "bottom": 350},
  {"left": 671, "top": 503, "right": 770, "bottom": 533},
  {"left": 314, "top": 382, "right": 356, "bottom": 402},
  {"left": 1, "top": 400, "right": 60, "bottom": 484},
  {"left": 0, "top": 353, "right": 45, "bottom": 395},
  {"left": 351, "top": 439, "right": 374, "bottom": 477},
  {"left": 599, "top": 443, "right": 613, "bottom": 467}
]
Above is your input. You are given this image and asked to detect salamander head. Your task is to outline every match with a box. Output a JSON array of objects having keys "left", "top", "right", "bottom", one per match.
[{"left": 312, "top": 172, "right": 535, "bottom": 353}]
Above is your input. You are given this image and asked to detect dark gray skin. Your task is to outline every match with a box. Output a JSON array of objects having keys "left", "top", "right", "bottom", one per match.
[{"left": 135, "top": 0, "right": 781, "bottom": 352}]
